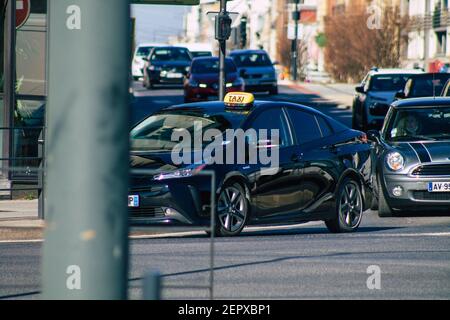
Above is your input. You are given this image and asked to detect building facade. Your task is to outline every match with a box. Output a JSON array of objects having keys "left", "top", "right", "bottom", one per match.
[{"left": 406, "top": 0, "right": 450, "bottom": 71}]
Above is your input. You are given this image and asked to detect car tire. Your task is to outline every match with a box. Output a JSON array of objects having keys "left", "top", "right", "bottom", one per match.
[
  {"left": 377, "top": 179, "right": 393, "bottom": 217},
  {"left": 214, "top": 182, "right": 249, "bottom": 237},
  {"left": 361, "top": 106, "right": 368, "bottom": 132},
  {"left": 351, "top": 106, "right": 359, "bottom": 130},
  {"left": 325, "top": 178, "right": 364, "bottom": 233}
]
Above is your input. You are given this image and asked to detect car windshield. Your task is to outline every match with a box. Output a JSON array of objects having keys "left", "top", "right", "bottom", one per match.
[
  {"left": 232, "top": 53, "right": 272, "bottom": 67},
  {"left": 370, "top": 74, "right": 411, "bottom": 92},
  {"left": 130, "top": 108, "right": 246, "bottom": 151},
  {"left": 150, "top": 48, "right": 191, "bottom": 62},
  {"left": 386, "top": 107, "right": 450, "bottom": 141},
  {"left": 136, "top": 46, "right": 153, "bottom": 57},
  {"left": 191, "top": 59, "right": 237, "bottom": 74},
  {"left": 409, "top": 75, "right": 450, "bottom": 97}
]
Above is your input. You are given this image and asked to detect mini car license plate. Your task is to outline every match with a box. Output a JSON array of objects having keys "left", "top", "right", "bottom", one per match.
[
  {"left": 128, "top": 195, "right": 139, "bottom": 207},
  {"left": 428, "top": 182, "right": 450, "bottom": 192}
]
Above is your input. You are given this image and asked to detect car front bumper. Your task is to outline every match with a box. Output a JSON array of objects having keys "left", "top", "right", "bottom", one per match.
[
  {"left": 128, "top": 176, "right": 213, "bottom": 226},
  {"left": 243, "top": 80, "right": 277, "bottom": 92},
  {"left": 185, "top": 86, "right": 244, "bottom": 102},
  {"left": 382, "top": 174, "right": 450, "bottom": 211}
]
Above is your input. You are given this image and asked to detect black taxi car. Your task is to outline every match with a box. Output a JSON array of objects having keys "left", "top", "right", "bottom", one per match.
[
  {"left": 129, "top": 93, "right": 374, "bottom": 236},
  {"left": 368, "top": 97, "right": 450, "bottom": 217}
]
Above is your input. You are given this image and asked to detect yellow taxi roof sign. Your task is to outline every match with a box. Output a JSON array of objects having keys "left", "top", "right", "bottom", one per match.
[{"left": 224, "top": 92, "right": 255, "bottom": 108}]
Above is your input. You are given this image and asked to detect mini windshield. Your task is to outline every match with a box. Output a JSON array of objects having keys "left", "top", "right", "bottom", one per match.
[
  {"left": 386, "top": 107, "right": 450, "bottom": 141},
  {"left": 150, "top": 48, "right": 191, "bottom": 62},
  {"left": 130, "top": 108, "right": 246, "bottom": 152},
  {"left": 191, "top": 59, "right": 237, "bottom": 74},
  {"left": 232, "top": 53, "right": 272, "bottom": 67}
]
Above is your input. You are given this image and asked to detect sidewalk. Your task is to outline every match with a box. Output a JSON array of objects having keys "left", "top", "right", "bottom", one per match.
[{"left": 280, "top": 80, "right": 356, "bottom": 109}]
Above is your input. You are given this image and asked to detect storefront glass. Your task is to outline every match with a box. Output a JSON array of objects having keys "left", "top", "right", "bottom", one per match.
[{"left": 12, "top": 0, "right": 47, "bottom": 180}]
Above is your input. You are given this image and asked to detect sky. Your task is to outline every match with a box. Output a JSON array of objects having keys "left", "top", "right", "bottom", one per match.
[{"left": 131, "top": 5, "right": 191, "bottom": 45}]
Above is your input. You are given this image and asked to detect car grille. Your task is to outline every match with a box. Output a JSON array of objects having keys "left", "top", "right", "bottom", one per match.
[
  {"left": 412, "top": 191, "right": 450, "bottom": 201},
  {"left": 369, "top": 103, "right": 390, "bottom": 116},
  {"left": 129, "top": 207, "right": 165, "bottom": 219},
  {"left": 411, "top": 164, "right": 450, "bottom": 176},
  {"left": 162, "top": 66, "right": 186, "bottom": 73}
]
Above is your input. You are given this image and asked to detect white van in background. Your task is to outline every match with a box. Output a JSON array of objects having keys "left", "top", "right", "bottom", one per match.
[
  {"left": 173, "top": 43, "right": 213, "bottom": 58},
  {"left": 132, "top": 43, "right": 166, "bottom": 80}
]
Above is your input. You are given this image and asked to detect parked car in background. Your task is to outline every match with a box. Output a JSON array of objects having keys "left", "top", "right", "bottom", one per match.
[
  {"left": 174, "top": 42, "right": 213, "bottom": 58},
  {"left": 394, "top": 73, "right": 450, "bottom": 100},
  {"left": 229, "top": 49, "right": 278, "bottom": 95},
  {"left": 368, "top": 98, "right": 450, "bottom": 217},
  {"left": 143, "top": 46, "right": 192, "bottom": 89},
  {"left": 184, "top": 57, "right": 244, "bottom": 103},
  {"left": 352, "top": 68, "right": 423, "bottom": 132},
  {"left": 131, "top": 43, "right": 165, "bottom": 81}
]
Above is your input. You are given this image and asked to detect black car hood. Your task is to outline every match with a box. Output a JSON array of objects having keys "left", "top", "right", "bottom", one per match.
[
  {"left": 192, "top": 72, "right": 238, "bottom": 84},
  {"left": 391, "top": 141, "right": 450, "bottom": 163},
  {"left": 130, "top": 151, "right": 204, "bottom": 172}
]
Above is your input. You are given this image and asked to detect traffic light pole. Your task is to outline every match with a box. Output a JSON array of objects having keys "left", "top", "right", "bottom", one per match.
[
  {"left": 218, "top": 0, "right": 227, "bottom": 101},
  {"left": 42, "top": 0, "right": 130, "bottom": 299}
]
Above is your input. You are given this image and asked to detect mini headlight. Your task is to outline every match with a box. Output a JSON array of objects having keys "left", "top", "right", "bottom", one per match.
[{"left": 386, "top": 152, "right": 404, "bottom": 171}]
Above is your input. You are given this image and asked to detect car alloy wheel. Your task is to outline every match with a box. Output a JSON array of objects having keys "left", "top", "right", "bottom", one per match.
[
  {"left": 216, "top": 183, "right": 248, "bottom": 236},
  {"left": 338, "top": 181, "right": 363, "bottom": 228},
  {"left": 325, "top": 178, "right": 363, "bottom": 233}
]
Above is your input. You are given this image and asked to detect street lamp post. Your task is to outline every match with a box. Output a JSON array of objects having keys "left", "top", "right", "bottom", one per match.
[
  {"left": 218, "top": 0, "right": 228, "bottom": 100},
  {"left": 42, "top": 0, "right": 130, "bottom": 299},
  {"left": 292, "top": 0, "right": 300, "bottom": 81}
]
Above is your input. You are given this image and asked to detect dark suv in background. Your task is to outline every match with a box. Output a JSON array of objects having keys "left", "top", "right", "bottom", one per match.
[
  {"left": 143, "top": 46, "right": 192, "bottom": 89},
  {"left": 352, "top": 68, "right": 423, "bottom": 131}
]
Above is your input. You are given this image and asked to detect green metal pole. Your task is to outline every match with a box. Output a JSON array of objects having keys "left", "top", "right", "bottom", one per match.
[{"left": 42, "top": 0, "right": 130, "bottom": 299}]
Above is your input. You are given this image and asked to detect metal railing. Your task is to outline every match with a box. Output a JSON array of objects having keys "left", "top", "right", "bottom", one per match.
[{"left": 0, "top": 126, "right": 45, "bottom": 219}]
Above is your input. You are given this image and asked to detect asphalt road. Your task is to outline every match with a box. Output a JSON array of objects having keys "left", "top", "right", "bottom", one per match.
[{"left": 0, "top": 83, "right": 449, "bottom": 300}]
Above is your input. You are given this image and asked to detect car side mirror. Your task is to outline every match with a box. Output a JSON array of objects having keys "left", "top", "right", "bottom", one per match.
[
  {"left": 272, "top": 61, "right": 280, "bottom": 66},
  {"left": 395, "top": 90, "right": 405, "bottom": 99},
  {"left": 367, "top": 130, "right": 381, "bottom": 142},
  {"left": 355, "top": 85, "right": 365, "bottom": 94}
]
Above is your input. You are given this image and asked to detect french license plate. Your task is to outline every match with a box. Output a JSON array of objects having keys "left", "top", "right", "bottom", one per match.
[
  {"left": 128, "top": 195, "right": 139, "bottom": 207},
  {"left": 428, "top": 182, "right": 450, "bottom": 192},
  {"left": 166, "top": 72, "right": 183, "bottom": 79}
]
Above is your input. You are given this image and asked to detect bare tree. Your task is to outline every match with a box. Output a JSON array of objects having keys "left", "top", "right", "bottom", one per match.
[{"left": 324, "top": 5, "right": 409, "bottom": 82}]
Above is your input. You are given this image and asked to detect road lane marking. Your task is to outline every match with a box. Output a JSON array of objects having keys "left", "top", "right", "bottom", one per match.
[{"left": 1, "top": 229, "right": 449, "bottom": 244}]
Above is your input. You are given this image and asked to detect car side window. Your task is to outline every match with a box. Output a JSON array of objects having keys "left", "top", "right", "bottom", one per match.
[
  {"left": 316, "top": 116, "right": 333, "bottom": 137},
  {"left": 286, "top": 109, "right": 323, "bottom": 144},
  {"left": 250, "top": 109, "right": 292, "bottom": 147}
]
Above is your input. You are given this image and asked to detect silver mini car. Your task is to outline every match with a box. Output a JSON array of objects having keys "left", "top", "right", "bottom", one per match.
[{"left": 368, "top": 97, "right": 450, "bottom": 216}]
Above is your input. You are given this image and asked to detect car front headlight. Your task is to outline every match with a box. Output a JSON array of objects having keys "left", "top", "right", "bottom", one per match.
[
  {"left": 153, "top": 164, "right": 206, "bottom": 181},
  {"left": 227, "top": 78, "right": 244, "bottom": 88},
  {"left": 386, "top": 152, "right": 404, "bottom": 171}
]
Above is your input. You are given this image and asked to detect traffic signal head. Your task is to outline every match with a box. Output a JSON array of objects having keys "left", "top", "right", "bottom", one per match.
[{"left": 215, "top": 14, "right": 232, "bottom": 41}]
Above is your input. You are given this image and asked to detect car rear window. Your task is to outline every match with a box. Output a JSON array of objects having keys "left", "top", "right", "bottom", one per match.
[{"left": 370, "top": 74, "right": 411, "bottom": 92}]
